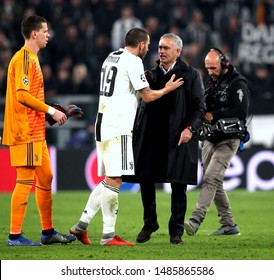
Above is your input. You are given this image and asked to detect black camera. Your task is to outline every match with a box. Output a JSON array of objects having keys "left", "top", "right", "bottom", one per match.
[
  {"left": 198, "top": 118, "right": 247, "bottom": 141},
  {"left": 198, "top": 123, "right": 216, "bottom": 141}
]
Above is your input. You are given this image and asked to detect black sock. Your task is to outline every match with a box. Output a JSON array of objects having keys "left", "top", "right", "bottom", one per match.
[
  {"left": 9, "top": 234, "right": 21, "bottom": 240},
  {"left": 42, "top": 228, "right": 55, "bottom": 235}
]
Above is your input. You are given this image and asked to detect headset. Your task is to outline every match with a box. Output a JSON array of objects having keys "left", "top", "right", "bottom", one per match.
[{"left": 210, "top": 47, "right": 231, "bottom": 69}]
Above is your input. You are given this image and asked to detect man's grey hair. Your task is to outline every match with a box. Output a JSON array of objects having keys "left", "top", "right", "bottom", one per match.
[{"left": 160, "top": 33, "right": 183, "bottom": 50}]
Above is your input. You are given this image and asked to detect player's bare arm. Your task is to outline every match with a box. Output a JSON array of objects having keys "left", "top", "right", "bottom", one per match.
[{"left": 139, "top": 74, "right": 183, "bottom": 103}]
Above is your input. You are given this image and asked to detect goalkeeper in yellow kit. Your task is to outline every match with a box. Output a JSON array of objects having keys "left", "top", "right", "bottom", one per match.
[{"left": 2, "top": 15, "right": 76, "bottom": 246}]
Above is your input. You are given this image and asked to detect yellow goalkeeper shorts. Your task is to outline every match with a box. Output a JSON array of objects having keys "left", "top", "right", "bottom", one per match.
[{"left": 9, "top": 141, "right": 43, "bottom": 167}]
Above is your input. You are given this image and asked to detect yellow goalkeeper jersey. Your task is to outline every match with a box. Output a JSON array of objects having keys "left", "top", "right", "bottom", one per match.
[{"left": 2, "top": 46, "right": 46, "bottom": 146}]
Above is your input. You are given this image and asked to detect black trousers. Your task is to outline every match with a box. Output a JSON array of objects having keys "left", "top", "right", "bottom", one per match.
[{"left": 140, "top": 182, "right": 187, "bottom": 236}]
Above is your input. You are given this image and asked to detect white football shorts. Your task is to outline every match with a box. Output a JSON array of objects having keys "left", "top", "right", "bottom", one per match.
[{"left": 96, "top": 135, "right": 135, "bottom": 177}]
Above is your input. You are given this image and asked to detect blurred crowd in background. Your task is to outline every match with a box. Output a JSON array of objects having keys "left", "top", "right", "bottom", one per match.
[{"left": 0, "top": 0, "right": 274, "bottom": 146}]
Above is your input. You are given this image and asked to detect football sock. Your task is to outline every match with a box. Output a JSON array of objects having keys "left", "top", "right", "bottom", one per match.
[
  {"left": 100, "top": 232, "right": 115, "bottom": 245},
  {"left": 72, "top": 221, "right": 89, "bottom": 232},
  {"left": 10, "top": 179, "right": 33, "bottom": 234},
  {"left": 42, "top": 228, "right": 54, "bottom": 235},
  {"left": 101, "top": 184, "right": 119, "bottom": 236},
  {"left": 35, "top": 185, "right": 53, "bottom": 230},
  {"left": 8, "top": 234, "right": 21, "bottom": 240},
  {"left": 79, "top": 181, "right": 105, "bottom": 225}
]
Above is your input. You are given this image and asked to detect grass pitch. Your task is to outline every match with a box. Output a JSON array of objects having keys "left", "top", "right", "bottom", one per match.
[{"left": 0, "top": 190, "right": 273, "bottom": 260}]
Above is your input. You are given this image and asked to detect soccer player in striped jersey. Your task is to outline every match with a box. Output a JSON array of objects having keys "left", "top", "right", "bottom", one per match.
[
  {"left": 70, "top": 28, "right": 183, "bottom": 246},
  {"left": 2, "top": 15, "right": 76, "bottom": 246}
]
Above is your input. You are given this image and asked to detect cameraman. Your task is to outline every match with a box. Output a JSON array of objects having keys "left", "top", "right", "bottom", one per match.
[{"left": 184, "top": 48, "right": 250, "bottom": 236}]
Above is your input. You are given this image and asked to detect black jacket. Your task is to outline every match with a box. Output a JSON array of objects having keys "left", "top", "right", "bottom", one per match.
[
  {"left": 123, "top": 57, "right": 206, "bottom": 184},
  {"left": 204, "top": 64, "right": 250, "bottom": 142}
]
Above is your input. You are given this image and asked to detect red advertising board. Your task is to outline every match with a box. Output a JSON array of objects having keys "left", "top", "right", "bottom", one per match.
[
  {"left": 0, "top": 146, "right": 55, "bottom": 192},
  {"left": 1, "top": 146, "right": 274, "bottom": 193},
  {"left": 0, "top": 147, "right": 16, "bottom": 192}
]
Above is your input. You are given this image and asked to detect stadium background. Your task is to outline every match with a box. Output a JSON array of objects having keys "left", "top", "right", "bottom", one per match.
[{"left": 0, "top": 0, "right": 274, "bottom": 193}]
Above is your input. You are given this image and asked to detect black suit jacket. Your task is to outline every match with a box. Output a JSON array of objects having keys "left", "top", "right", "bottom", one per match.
[{"left": 124, "top": 57, "right": 206, "bottom": 184}]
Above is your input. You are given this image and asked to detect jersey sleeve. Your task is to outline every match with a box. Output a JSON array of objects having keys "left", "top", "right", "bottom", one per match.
[
  {"left": 127, "top": 56, "right": 149, "bottom": 91},
  {"left": 14, "top": 53, "right": 49, "bottom": 113},
  {"left": 16, "top": 89, "right": 49, "bottom": 113},
  {"left": 14, "top": 56, "right": 30, "bottom": 92}
]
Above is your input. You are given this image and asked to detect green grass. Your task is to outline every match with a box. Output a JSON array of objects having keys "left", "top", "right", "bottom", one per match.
[{"left": 0, "top": 190, "right": 273, "bottom": 260}]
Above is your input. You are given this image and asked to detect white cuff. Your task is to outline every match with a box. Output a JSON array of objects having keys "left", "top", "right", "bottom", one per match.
[{"left": 47, "top": 106, "right": 56, "bottom": 116}]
